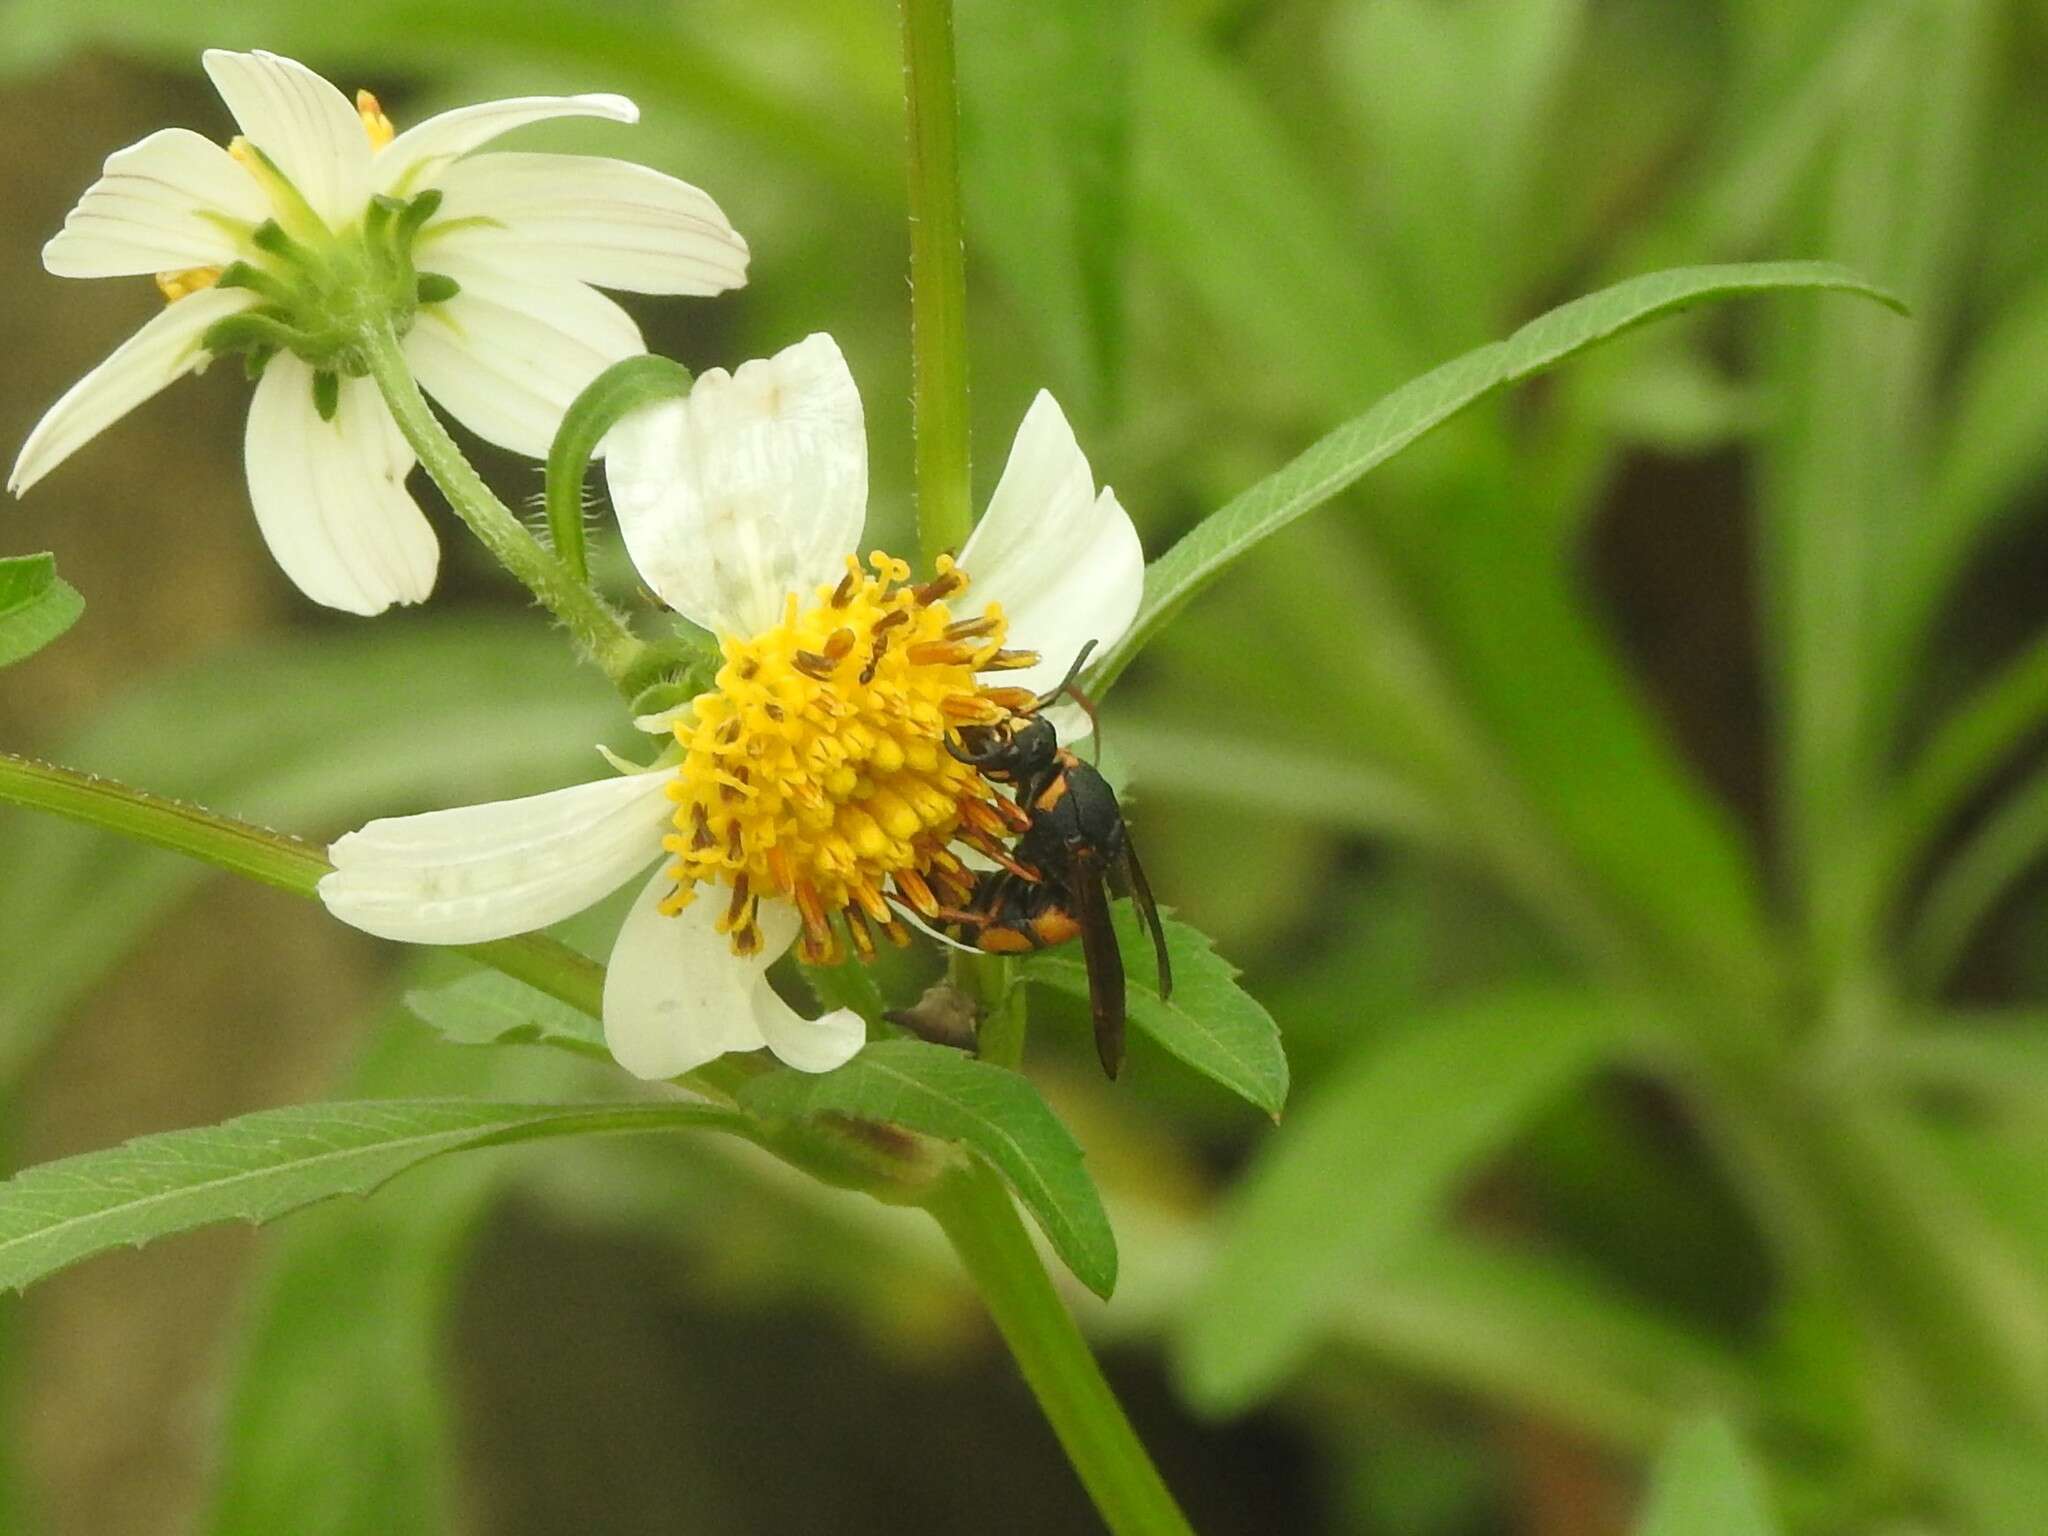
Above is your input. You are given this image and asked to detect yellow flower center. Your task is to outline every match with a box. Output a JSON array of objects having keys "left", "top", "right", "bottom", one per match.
[{"left": 660, "top": 553, "right": 1041, "bottom": 965}]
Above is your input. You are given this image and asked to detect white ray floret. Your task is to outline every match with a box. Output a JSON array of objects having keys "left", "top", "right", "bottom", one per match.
[
  {"left": 320, "top": 334, "right": 1147, "bottom": 1081},
  {"left": 11, "top": 48, "right": 749, "bottom": 615}
]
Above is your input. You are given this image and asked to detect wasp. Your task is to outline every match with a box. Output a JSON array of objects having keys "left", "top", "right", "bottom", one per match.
[{"left": 939, "top": 644, "right": 1170, "bottom": 1079}]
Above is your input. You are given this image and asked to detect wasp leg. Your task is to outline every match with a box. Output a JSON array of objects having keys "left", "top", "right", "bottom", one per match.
[{"left": 1116, "top": 841, "right": 1172, "bottom": 1002}]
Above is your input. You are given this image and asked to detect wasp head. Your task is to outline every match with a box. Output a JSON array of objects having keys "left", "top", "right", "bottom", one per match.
[{"left": 949, "top": 713, "right": 1058, "bottom": 783}]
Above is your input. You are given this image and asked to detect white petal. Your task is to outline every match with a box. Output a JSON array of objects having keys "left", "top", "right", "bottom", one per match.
[
  {"left": 603, "top": 333, "right": 866, "bottom": 634},
  {"left": 244, "top": 356, "right": 439, "bottom": 615},
  {"left": 43, "top": 128, "right": 267, "bottom": 278},
  {"left": 1041, "top": 701, "right": 1099, "bottom": 748},
  {"left": 753, "top": 991, "right": 866, "bottom": 1073},
  {"left": 319, "top": 768, "right": 676, "bottom": 945},
  {"left": 960, "top": 391, "right": 1143, "bottom": 698},
  {"left": 9, "top": 285, "right": 255, "bottom": 495},
  {"left": 601, "top": 873, "right": 777, "bottom": 1080},
  {"left": 201, "top": 50, "right": 370, "bottom": 229},
  {"left": 376, "top": 93, "right": 639, "bottom": 197},
  {"left": 403, "top": 253, "right": 643, "bottom": 458},
  {"left": 422, "top": 152, "right": 747, "bottom": 296}
]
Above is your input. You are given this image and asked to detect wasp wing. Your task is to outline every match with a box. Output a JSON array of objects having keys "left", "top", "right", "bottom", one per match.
[
  {"left": 1070, "top": 854, "right": 1127, "bottom": 1079},
  {"left": 1115, "top": 839, "right": 1172, "bottom": 1002}
]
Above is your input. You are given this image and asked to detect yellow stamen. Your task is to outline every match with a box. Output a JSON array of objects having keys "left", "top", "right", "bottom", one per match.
[
  {"left": 664, "top": 552, "right": 1026, "bottom": 960},
  {"left": 155, "top": 266, "right": 224, "bottom": 304},
  {"left": 356, "top": 89, "right": 396, "bottom": 149}
]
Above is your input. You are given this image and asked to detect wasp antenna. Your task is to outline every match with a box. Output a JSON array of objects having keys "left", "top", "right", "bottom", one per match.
[
  {"left": 1032, "top": 641, "right": 1105, "bottom": 758},
  {"left": 1067, "top": 682, "right": 1105, "bottom": 763},
  {"left": 1032, "top": 639, "right": 1099, "bottom": 713}
]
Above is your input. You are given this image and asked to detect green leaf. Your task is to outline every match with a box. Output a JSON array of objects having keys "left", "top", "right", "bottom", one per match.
[
  {"left": 1636, "top": 1417, "right": 1781, "bottom": 1536},
  {"left": 0, "top": 551, "right": 83, "bottom": 667},
  {"left": 1177, "top": 990, "right": 1623, "bottom": 1410},
  {"left": 545, "top": 354, "right": 694, "bottom": 582},
  {"left": 1019, "top": 908, "right": 1287, "bottom": 1118},
  {"left": 800, "top": 955, "right": 891, "bottom": 1027},
  {"left": 1324, "top": 0, "right": 1589, "bottom": 339},
  {"left": 406, "top": 969, "right": 609, "bottom": 1058},
  {"left": 1333, "top": 1233, "right": 1750, "bottom": 1457},
  {"left": 1756, "top": 3, "right": 1990, "bottom": 973},
  {"left": 206, "top": 1185, "right": 474, "bottom": 1536},
  {"left": 0, "top": 1098, "right": 741, "bottom": 1292},
  {"left": 1132, "top": 22, "right": 1413, "bottom": 407},
  {"left": 1094, "top": 261, "right": 1904, "bottom": 691},
  {"left": 1891, "top": 270, "right": 2048, "bottom": 676},
  {"left": 1907, "top": 761, "right": 2048, "bottom": 990},
  {"left": 738, "top": 1039, "right": 1117, "bottom": 1298},
  {"left": 1856, "top": 1016, "right": 2048, "bottom": 1107},
  {"left": 958, "top": 0, "right": 1131, "bottom": 418},
  {"left": 1114, "top": 715, "right": 1451, "bottom": 843}
]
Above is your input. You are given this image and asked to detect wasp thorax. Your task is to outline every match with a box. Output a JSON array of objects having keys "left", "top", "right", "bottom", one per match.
[{"left": 659, "top": 553, "right": 1043, "bottom": 964}]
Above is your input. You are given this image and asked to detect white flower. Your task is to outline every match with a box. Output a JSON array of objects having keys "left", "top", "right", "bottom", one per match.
[
  {"left": 319, "top": 333, "right": 1144, "bottom": 1080},
  {"left": 10, "top": 49, "right": 748, "bottom": 616}
]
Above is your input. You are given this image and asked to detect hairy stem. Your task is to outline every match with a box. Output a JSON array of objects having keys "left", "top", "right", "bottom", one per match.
[
  {"left": 356, "top": 318, "right": 653, "bottom": 690},
  {"left": 927, "top": 1161, "right": 1196, "bottom": 1535},
  {"left": 960, "top": 952, "right": 1026, "bottom": 1068},
  {"left": 901, "top": 0, "right": 974, "bottom": 570},
  {"left": 0, "top": 752, "right": 750, "bottom": 1100}
]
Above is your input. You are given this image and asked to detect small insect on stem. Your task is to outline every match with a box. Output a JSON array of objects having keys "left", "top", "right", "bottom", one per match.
[{"left": 885, "top": 979, "right": 983, "bottom": 1051}]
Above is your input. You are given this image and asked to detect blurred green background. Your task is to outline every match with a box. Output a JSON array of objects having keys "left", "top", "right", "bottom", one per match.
[{"left": 5, "top": 0, "right": 2048, "bottom": 1531}]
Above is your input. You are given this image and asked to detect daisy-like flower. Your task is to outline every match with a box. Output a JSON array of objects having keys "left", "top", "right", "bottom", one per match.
[
  {"left": 318, "top": 333, "right": 1144, "bottom": 1080},
  {"left": 10, "top": 48, "right": 748, "bottom": 616}
]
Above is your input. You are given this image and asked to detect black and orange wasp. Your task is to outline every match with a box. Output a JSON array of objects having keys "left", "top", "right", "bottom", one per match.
[{"left": 940, "top": 643, "right": 1170, "bottom": 1078}]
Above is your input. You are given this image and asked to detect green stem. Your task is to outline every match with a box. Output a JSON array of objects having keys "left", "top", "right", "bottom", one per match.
[
  {"left": 355, "top": 318, "right": 654, "bottom": 690},
  {"left": 0, "top": 751, "right": 327, "bottom": 894},
  {"left": 0, "top": 751, "right": 754, "bottom": 1101},
  {"left": 926, "top": 1161, "right": 1196, "bottom": 1536},
  {"left": 900, "top": 0, "right": 974, "bottom": 570},
  {"left": 907, "top": 0, "right": 1016, "bottom": 1064},
  {"left": 957, "top": 952, "right": 1026, "bottom": 1068}
]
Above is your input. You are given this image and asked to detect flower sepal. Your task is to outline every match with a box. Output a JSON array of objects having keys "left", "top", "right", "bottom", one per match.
[
  {"left": 622, "top": 641, "right": 721, "bottom": 724},
  {"left": 195, "top": 184, "right": 456, "bottom": 386}
]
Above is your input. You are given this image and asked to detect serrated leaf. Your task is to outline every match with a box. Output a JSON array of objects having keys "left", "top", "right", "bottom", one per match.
[
  {"left": 0, "top": 1098, "right": 741, "bottom": 1292},
  {"left": 1094, "top": 261, "right": 1904, "bottom": 690},
  {"left": 738, "top": 1039, "right": 1117, "bottom": 1298},
  {"left": 1636, "top": 1417, "right": 1781, "bottom": 1536},
  {"left": 1020, "top": 908, "right": 1287, "bottom": 1118},
  {"left": 406, "top": 970, "right": 609, "bottom": 1058},
  {"left": 1177, "top": 990, "right": 1623, "bottom": 1410},
  {"left": 0, "top": 551, "right": 83, "bottom": 667}
]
